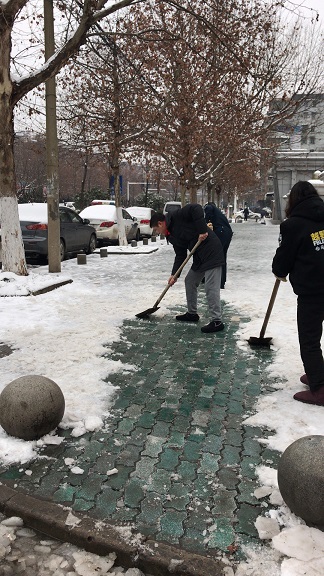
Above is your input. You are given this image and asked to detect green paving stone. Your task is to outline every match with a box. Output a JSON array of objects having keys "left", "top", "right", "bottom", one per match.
[
  {"left": 124, "top": 478, "right": 145, "bottom": 508},
  {"left": 92, "top": 453, "right": 118, "bottom": 474},
  {"left": 166, "top": 432, "right": 185, "bottom": 448},
  {"left": 173, "top": 416, "right": 191, "bottom": 433},
  {"left": 73, "top": 499, "right": 95, "bottom": 512},
  {"left": 198, "top": 385, "right": 215, "bottom": 398},
  {"left": 181, "top": 535, "right": 208, "bottom": 555},
  {"left": 53, "top": 484, "right": 76, "bottom": 502},
  {"left": 226, "top": 414, "right": 243, "bottom": 429},
  {"left": 207, "top": 517, "right": 235, "bottom": 551},
  {"left": 116, "top": 443, "right": 143, "bottom": 466},
  {"left": 211, "top": 489, "right": 237, "bottom": 516},
  {"left": 195, "top": 396, "right": 213, "bottom": 410},
  {"left": 237, "top": 479, "right": 259, "bottom": 505},
  {"left": 158, "top": 510, "right": 187, "bottom": 542},
  {"left": 137, "top": 412, "right": 156, "bottom": 429},
  {"left": 37, "top": 472, "right": 67, "bottom": 497},
  {"left": 186, "top": 430, "right": 206, "bottom": 443},
  {"left": 212, "top": 393, "right": 229, "bottom": 407},
  {"left": 178, "top": 400, "right": 194, "bottom": 417},
  {"left": 221, "top": 445, "right": 241, "bottom": 467},
  {"left": 198, "top": 452, "right": 220, "bottom": 474},
  {"left": 177, "top": 460, "right": 197, "bottom": 483},
  {"left": 78, "top": 441, "right": 105, "bottom": 463},
  {"left": 138, "top": 491, "right": 163, "bottom": 525},
  {"left": 157, "top": 448, "right": 180, "bottom": 471},
  {"left": 218, "top": 467, "right": 240, "bottom": 490},
  {"left": 129, "top": 427, "right": 150, "bottom": 447},
  {"left": 0, "top": 467, "right": 25, "bottom": 480},
  {"left": 262, "top": 448, "right": 281, "bottom": 466},
  {"left": 240, "top": 456, "right": 258, "bottom": 480},
  {"left": 106, "top": 466, "right": 133, "bottom": 489},
  {"left": 110, "top": 506, "right": 138, "bottom": 523},
  {"left": 115, "top": 418, "right": 136, "bottom": 435},
  {"left": 151, "top": 422, "right": 171, "bottom": 438},
  {"left": 208, "top": 420, "right": 224, "bottom": 436},
  {"left": 236, "top": 503, "right": 262, "bottom": 538},
  {"left": 163, "top": 483, "right": 190, "bottom": 510},
  {"left": 242, "top": 438, "right": 262, "bottom": 457},
  {"left": 158, "top": 407, "right": 176, "bottom": 422},
  {"left": 95, "top": 486, "right": 120, "bottom": 518},
  {"left": 183, "top": 440, "right": 201, "bottom": 462},
  {"left": 227, "top": 401, "right": 244, "bottom": 415},
  {"left": 185, "top": 507, "right": 213, "bottom": 531},
  {"left": 202, "top": 434, "right": 222, "bottom": 455},
  {"left": 133, "top": 456, "right": 158, "bottom": 479},
  {"left": 225, "top": 429, "right": 243, "bottom": 447},
  {"left": 75, "top": 475, "right": 105, "bottom": 501},
  {"left": 124, "top": 404, "right": 144, "bottom": 418},
  {"left": 146, "top": 469, "right": 172, "bottom": 494},
  {"left": 142, "top": 435, "right": 165, "bottom": 457}
]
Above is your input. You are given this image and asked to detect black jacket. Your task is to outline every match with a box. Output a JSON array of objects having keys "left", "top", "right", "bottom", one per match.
[
  {"left": 166, "top": 203, "right": 224, "bottom": 275},
  {"left": 272, "top": 195, "right": 324, "bottom": 295},
  {"left": 204, "top": 203, "right": 233, "bottom": 249}
]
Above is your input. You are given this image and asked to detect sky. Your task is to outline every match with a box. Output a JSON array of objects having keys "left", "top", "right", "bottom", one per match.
[{"left": 1, "top": 219, "right": 324, "bottom": 575}]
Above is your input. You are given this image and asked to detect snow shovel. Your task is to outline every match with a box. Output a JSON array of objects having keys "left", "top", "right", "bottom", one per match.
[
  {"left": 248, "top": 278, "right": 281, "bottom": 347},
  {"left": 136, "top": 238, "right": 203, "bottom": 319}
]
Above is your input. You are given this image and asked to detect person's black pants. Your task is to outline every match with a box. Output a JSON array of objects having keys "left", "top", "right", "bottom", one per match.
[{"left": 297, "top": 294, "right": 324, "bottom": 391}]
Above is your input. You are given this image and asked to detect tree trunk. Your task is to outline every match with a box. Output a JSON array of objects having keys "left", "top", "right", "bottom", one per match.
[{"left": 0, "top": 20, "right": 27, "bottom": 275}]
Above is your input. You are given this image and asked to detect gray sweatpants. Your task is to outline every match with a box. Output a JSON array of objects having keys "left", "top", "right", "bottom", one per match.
[{"left": 185, "top": 267, "right": 222, "bottom": 320}]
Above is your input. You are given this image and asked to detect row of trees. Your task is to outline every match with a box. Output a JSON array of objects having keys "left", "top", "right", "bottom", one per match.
[{"left": 1, "top": 0, "right": 323, "bottom": 273}]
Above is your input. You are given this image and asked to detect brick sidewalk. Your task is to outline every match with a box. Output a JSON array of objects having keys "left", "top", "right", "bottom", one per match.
[{"left": 0, "top": 296, "right": 280, "bottom": 565}]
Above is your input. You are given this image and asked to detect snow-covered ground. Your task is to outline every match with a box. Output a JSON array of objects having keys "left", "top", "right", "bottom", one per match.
[{"left": 0, "top": 219, "right": 324, "bottom": 575}]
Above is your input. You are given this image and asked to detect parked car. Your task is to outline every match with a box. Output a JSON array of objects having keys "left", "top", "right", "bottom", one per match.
[
  {"left": 17, "top": 203, "right": 97, "bottom": 261},
  {"left": 126, "top": 206, "right": 156, "bottom": 238},
  {"left": 234, "top": 209, "right": 260, "bottom": 222},
  {"left": 163, "top": 201, "right": 182, "bottom": 215},
  {"left": 91, "top": 199, "right": 115, "bottom": 206},
  {"left": 78, "top": 204, "right": 139, "bottom": 245}
]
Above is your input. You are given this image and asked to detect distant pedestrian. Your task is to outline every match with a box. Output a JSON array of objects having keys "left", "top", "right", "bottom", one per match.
[
  {"left": 150, "top": 204, "right": 225, "bottom": 333},
  {"left": 272, "top": 180, "right": 324, "bottom": 406},
  {"left": 204, "top": 202, "right": 233, "bottom": 288},
  {"left": 243, "top": 207, "right": 249, "bottom": 221},
  {"left": 259, "top": 209, "right": 267, "bottom": 225}
]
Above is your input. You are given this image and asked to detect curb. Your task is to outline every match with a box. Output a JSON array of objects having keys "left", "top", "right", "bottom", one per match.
[{"left": 0, "top": 485, "right": 226, "bottom": 576}]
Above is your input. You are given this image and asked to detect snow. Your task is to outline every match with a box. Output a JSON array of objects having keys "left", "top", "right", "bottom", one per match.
[{"left": 1, "top": 221, "right": 324, "bottom": 574}]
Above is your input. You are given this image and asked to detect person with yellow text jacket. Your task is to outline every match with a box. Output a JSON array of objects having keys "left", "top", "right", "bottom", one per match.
[
  {"left": 150, "top": 204, "right": 225, "bottom": 333},
  {"left": 272, "top": 181, "right": 324, "bottom": 406}
]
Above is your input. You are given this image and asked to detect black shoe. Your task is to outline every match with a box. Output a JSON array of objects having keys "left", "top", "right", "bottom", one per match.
[
  {"left": 176, "top": 312, "right": 200, "bottom": 322},
  {"left": 201, "top": 320, "right": 224, "bottom": 333}
]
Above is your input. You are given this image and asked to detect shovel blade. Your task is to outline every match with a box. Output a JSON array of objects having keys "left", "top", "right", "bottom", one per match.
[
  {"left": 248, "top": 336, "right": 273, "bottom": 348},
  {"left": 136, "top": 306, "right": 160, "bottom": 319}
]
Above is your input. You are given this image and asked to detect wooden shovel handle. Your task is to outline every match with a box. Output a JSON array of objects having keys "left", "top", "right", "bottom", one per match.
[
  {"left": 153, "top": 238, "right": 203, "bottom": 308},
  {"left": 259, "top": 278, "right": 281, "bottom": 339}
]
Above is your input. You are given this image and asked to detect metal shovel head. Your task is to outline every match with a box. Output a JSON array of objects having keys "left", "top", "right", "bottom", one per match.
[
  {"left": 136, "top": 306, "right": 160, "bottom": 319},
  {"left": 248, "top": 336, "right": 273, "bottom": 348}
]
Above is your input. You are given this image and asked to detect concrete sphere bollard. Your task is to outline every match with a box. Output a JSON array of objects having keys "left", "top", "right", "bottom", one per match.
[
  {"left": 278, "top": 435, "right": 324, "bottom": 526},
  {"left": 0, "top": 375, "right": 65, "bottom": 441}
]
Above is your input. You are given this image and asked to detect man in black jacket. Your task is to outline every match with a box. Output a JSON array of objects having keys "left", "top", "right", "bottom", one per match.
[
  {"left": 272, "top": 181, "right": 324, "bottom": 406},
  {"left": 204, "top": 202, "right": 233, "bottom": 288},
  {"left": 150, "top": 204, "right": 225, "bottom": 333}
]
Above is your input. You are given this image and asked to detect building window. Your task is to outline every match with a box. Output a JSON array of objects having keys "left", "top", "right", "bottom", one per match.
[
  {"left": 301, "top": 136, "right": 307, "bottom": 145},
  {"left": 309, "top": 136, "right": 315, "bottom": 144}
]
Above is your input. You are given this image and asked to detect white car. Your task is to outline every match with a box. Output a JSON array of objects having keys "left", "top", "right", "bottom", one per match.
[
  {"left": 79, "top": 204, "right": 139, "bottom": 245},
  {"left": 234, "top": 209, "right": 260, "bottom": 222},
  {"left": 126, "top": 206, "right": 155, "bottom": 238},
  {"left": 163, "top": 201, "right": 182, "bottom": 215}
]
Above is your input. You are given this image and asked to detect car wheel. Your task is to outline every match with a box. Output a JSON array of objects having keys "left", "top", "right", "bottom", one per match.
[
  {"left": 85, "top": 234, "right": 97, "bottom": 254},
  {"left": 135, "top": 229, "right": 140, "bottom": 242},
  {"left": 60, "top": 239, "right": 66, "bottom": 261}
]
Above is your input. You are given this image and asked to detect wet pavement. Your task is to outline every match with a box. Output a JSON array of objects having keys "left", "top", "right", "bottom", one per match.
[{"left": 0, "top": 293, "right": 281, "bottom": 570}]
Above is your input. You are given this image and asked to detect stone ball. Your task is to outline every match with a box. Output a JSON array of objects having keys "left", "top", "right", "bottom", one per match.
[
  {"left": 278, "top": 435, "right": 324, "bottom": 527},
  {"left": 0, "top": 375, "right": 65, "bottom": 441}
]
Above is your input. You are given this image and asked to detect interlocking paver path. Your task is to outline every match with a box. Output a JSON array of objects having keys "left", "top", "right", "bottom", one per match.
[{"left": 0, "top": 293, "right": 281, "bottom": 562}]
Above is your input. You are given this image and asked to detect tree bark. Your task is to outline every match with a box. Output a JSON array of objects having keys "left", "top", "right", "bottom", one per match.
[{"left": 0, "top": 16, "right": 27, "bottom": 275}]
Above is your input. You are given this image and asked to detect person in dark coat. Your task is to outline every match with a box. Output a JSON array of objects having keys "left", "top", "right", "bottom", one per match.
[
  {"left": 204, "top": 202, "right": 233, "bottom": 288},
  {"left": 243, "top": 207, "right": 249, "bottom": 221},
  {"left": 272, "top": 180, "right": 324, "bottom": 406},
  {"left": 150, "top": 204, "right": 225, "bottom": 333}
]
